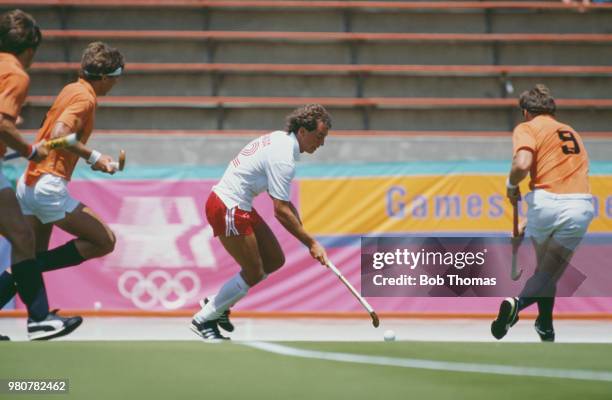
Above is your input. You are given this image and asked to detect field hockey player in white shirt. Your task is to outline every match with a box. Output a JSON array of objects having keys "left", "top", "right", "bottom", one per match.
[{"left": 191, "top": 104, "right": 332, "bottom": 341}]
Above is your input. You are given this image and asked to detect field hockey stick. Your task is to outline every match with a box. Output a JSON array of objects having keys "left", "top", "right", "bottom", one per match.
[
  {"left": 3, "top": 133, "right": 78, "bottom": 161},
  {"left": 109, "top": 150, "right": 126, "bottom": 172},
  {"left": 511, "top": 203, "right": 524, "bottom": 281},
  {"left": 326, "top": 260, "right": 380, "bottom": 328}
]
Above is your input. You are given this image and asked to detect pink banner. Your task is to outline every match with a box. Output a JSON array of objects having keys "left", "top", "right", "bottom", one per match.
[
  {"left": 8, "top": 179, "right": 612, "bottom": 314},
  {"left": 24, "top": 179, "right": 310, "bottom": 311}
]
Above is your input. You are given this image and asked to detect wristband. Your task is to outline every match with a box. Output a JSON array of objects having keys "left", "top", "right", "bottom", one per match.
[
  {"left": 506, "top": 178, "right": 518, "bottom": 190},
  {"left": 26, "top": 144, "right": 37, "bottom": 160},
  {"left": 88, "top": 150, "right": 102, "bottom": 165}
]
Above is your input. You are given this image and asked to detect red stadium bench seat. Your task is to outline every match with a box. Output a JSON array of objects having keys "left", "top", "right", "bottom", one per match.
[
  {"left": 25, "top": 95, "right": 612, "bottom": 109},
  {"left": 6, "top": 0, "right": 612, "bottom": 11},
  {"left": 41, "top": 30, "right": 612, "bottom": 43},
  {"left": 30, "top": 62, "right": 612, "bottom": 77}
]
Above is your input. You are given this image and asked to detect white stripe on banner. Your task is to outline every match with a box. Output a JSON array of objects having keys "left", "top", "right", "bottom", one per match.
[{"left": 243, "top": 341, "right": 612, "bottom": 383}]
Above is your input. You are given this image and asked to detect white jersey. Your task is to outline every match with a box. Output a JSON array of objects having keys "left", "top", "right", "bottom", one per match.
[{"left": 213, "top": 131, "right": 300, "bottom": 211}]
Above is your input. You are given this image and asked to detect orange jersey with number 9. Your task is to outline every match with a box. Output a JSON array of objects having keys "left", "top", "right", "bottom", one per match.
[{"left": 512, "top": 115, "right": 590, "bottom": 194}]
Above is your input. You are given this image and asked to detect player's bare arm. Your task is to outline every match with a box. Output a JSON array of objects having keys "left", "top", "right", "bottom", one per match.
[
  {"left": 507, "top": 149, "right": 533, "bottom": 204},
  {"left": 50, "top": 121, "right": 116, "bottom": 174},
  {"left": 0, "top": 113, "right": 48, "bottom": 162},
  {"left": 271, "top": 196, "right": 327, "bottom": 265}
]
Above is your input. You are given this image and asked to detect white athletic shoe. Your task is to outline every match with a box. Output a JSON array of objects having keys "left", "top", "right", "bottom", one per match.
[{"left": 27, "top": 309, "right": 83, "bottom": 341}]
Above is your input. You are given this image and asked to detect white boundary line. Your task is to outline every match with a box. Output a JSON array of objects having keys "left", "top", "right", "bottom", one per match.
[{"left": 243, "top": 341, "right": 612, "bottom": 383}]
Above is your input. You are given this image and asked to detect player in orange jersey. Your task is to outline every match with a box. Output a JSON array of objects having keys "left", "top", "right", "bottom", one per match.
[
  {"left": 0, "top": 9, "right": 83, "bottom": 341},
  {"left": 491, "top": 84, "right": 594, "bottom": 342},
  {"left": 0, "top": 42, "right": 124, "bottom": 338}
]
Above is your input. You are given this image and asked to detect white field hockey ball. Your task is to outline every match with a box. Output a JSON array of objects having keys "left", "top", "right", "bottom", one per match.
[{"left": 384, "top": 329, "right": 396, "bottom": 341}]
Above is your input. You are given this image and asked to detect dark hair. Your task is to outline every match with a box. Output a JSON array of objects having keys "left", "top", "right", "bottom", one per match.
[
  {"left": 519, "top": 84, "right": 556, "bottom": 116},
  {"left": 0, "top": 9, "right": 42, "bottom": 55},
  {"left": 285, "top": 104, "right": 332, "bottom": 134},
  {"left": 79, "top": 41, "right": 124, "bottom": 81}
]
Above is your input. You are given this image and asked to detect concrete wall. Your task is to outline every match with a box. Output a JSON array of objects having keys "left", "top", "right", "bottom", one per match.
[{"left": 19, "top": 133, "right": 611, "bottom": 165}]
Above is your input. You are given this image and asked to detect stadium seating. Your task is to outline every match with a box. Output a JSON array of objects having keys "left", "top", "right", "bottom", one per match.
[{"left": 2, "top": 0, "right": 611, "bottom": 161}]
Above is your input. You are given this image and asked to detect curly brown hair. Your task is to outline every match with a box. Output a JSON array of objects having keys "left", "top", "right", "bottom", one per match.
[
  {"left": 79, "top": 41, "right": 125, "bottom": 81},
  {"left": 519, "top": 84, "right": 556, "bottom": 116},
  {"left": 285, "top": 104, "right": 332, "bottom": 134},
  {"left": 0, "top": 9, "right": 41, "bottom": 55}
]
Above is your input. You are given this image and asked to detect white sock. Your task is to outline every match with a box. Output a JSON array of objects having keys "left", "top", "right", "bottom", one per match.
[{"left": 194, "top": 273, "right": 249, "bottom": 323}]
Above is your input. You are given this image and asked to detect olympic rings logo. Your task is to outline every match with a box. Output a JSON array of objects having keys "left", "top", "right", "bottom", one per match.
[{"left": 118, "top": 270, "right": 201, "bottom": 310}]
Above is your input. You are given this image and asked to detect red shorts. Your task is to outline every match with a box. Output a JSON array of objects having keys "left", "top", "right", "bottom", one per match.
[{"left": 205, "top": 191, "right": 263, "bottom": 237}]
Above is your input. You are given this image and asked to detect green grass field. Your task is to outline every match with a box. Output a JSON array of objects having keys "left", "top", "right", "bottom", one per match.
[{"left": 1, "top": 341, "right": 611, "bottom": 400}]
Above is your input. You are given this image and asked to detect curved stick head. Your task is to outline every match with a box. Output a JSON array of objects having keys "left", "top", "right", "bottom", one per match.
[
  {"left": 370, "top": 311, "right": 380, "bottom": 328},
  {"left": 118, "top": 150, "right": 126, "bottom": 171}
]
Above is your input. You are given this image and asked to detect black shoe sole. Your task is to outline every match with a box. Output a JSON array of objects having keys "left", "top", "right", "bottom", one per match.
[
  {"left": 491, "top": 299, "right": 518, "bottom": 340},
  {"left": 189, "top": 323, "right": 230, "bottom": 342},
  {"left": 30, "top": 318, "right": 83, "bottom": 341}
]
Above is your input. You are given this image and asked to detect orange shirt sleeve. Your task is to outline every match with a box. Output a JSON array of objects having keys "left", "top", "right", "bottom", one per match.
[
  {"left": 56, "top": 95, "right": 94, "bottom": 133},
  {"left": 512, "top": 123, "right": 536, "bottom": 155},
  {"left": 0, "top": 72, "right": 29, "bottom": 119}
]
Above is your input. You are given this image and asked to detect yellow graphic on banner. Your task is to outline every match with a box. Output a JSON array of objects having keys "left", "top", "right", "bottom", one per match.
[{"left": 300, "top": 175, "right": 612, "bottom": 235}]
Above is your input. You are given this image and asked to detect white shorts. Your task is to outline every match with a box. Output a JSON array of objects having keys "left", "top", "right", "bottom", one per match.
[
  {"left": 16, "top": 173, "right": 80, "bottom": 224},
  {"left": 525, "top": 189, "right": 594, "bottom": 250}
]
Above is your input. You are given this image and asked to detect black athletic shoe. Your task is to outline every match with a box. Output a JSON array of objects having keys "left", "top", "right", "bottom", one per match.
[
  {"left": 534, "top": 318, "right": 555, "bottom": 342},
  {"left": 491, "top": 297, "right": 520, "bottom": 340},
  {"left": 0, "top": 334, "right": 9, "bottom": 341},
  {"left": 27, "top": 309, "right": 83, "bottom": 341},
  {"left": 190, "top": 319, "right": 230, "bottom": 342},
  {"left": 201, "top": 297, "right": 234, "bottom": 332}
]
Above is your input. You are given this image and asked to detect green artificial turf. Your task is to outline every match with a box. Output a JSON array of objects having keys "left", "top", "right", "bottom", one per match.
[{"left": 1, "top": 341, "right": 611, "bottom": 400}]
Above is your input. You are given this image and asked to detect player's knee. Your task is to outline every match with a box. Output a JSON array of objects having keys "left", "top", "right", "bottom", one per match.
[
  {"left": 266, "top": 252, "right": 285, "bottom": 274},
  {"left": 98, "top": 231, "right": 116, "bottom": 256},
  {"left": 243, "top": 264, "right": 266, "bottom": 286},
  {"left": 275, "top": 253, "right": 286, "bottom": 270}
]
